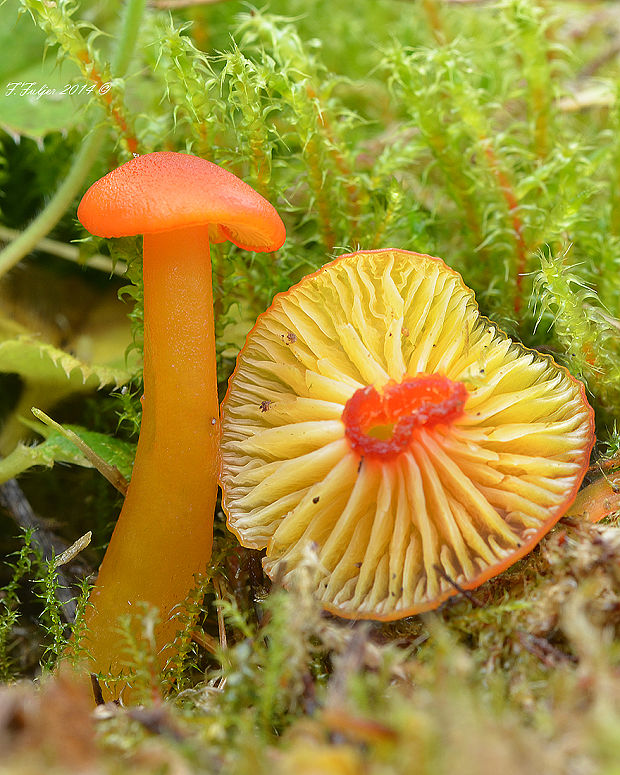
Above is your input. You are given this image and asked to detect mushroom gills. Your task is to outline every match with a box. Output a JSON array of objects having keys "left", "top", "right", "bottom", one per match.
[{"left": 220, "top": 249, "right": 594, "bottom": 620}]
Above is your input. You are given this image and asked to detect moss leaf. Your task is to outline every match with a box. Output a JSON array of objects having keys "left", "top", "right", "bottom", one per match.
[
  {"left": 0, "top": 1, "right": 87, "bottom": 139},
  {"left": 0, "top": 423, "right": 136, "bottom": 485},
  {"left": 0, "top": 335, "right": 133, "bottom": 393}
]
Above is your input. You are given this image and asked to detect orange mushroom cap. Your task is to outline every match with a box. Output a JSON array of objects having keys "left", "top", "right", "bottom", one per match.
[
  {"left": 77, "top": 151, "right": 286, "bottom": 251},
  {"left": 219, "top": 249, "right": 595, "bottom": 621}
]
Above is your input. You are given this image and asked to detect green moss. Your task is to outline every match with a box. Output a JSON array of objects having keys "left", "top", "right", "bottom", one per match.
[{"left": 0, "top": 0, "right": 619, "bottom": 771}]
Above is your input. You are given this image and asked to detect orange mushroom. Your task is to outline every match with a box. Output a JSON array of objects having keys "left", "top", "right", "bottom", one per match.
[
  {"left": 567, "top": 470, "right": 620, "bottom": 523},
  {"left": 77, "top": 152, "right": 285, "bottom": 693},
  {"left": 220, "top": 249, "right": 595, "bottom": 620}
]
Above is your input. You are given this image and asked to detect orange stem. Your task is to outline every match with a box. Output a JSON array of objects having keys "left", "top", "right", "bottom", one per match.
[
  {"left": 82, "top": 225, "right": 219, "bottom": 700},
  {"left": 568, "top": 470, "right": 620, "bottom": 523}
]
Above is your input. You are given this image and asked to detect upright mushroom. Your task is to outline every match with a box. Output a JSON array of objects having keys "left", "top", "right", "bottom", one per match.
[
  {"left": 77, "top": 152, "right": 285, "bottom": 692},
  {"left": 220, "top": 249, "right": 594, "bottom": 620}
]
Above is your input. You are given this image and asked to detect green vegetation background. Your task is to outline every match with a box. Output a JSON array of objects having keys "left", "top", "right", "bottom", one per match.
[{"left": 0, "top": 0, "right": 618, "bottom": 772}]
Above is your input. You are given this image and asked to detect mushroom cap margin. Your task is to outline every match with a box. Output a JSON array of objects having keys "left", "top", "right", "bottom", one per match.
[{"left": 77, "top": 152, "right": 286, "bottom": 252}]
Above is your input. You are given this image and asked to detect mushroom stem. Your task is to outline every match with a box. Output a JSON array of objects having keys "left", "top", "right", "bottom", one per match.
[
  {"left": 82, "top": 225, "right": 218, "bottom": 693},
  {"left": 567, "top": 469, "right": 620, "bottom": 523}
]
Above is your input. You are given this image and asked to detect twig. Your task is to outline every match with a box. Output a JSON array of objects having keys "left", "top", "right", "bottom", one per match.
[
  {"left": 90, "top": 673, "right": 105, "bottom": 706},
  {"left": 190, "top": 628, "right": 219, "bottom": 655},
  {"left": 588, "top": 453, "right": 620, "bottom": 475},
  {"left": 516, "top": 631, "right": 577, "bottom": 667},
  {"left": 557, "top": 84, "right": 615, "bottom": 113},
  {"left": 31, "top": 408, "right": 129, "bottom": 496},
  {"left": 579, "top": 41, "right": 620, "bottom": 79},
  {"left": 434, "top": 564, "right": 484, "bottom": 607},
  {"left": 0, "top": 226, "right": 126, "bottom": 276},
  {"left": 212, "top": 576, "right": 229, "bottom": 689},
  {"left": 421, "top": 0, "right": 450, "bottom": 45},
  {"left": 212, "top": 577, "right": 228, "bottom": 650},
  {"left": 327, "top": 625, "right": 370, "bottom": 700},
  {"left": 0, "top": 479, "right": 77, "bottom": 623},
  {"left": 56, "top": 531, "right": 92, "bottom": 567}
]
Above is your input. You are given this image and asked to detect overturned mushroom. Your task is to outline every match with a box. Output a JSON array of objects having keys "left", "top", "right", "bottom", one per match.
[{"left": 220, "top": 249, "right": 595, "bottom": 620}]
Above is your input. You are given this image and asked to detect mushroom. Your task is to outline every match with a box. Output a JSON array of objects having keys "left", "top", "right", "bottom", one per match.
[
  {"left": 219, "top": 249, "right": 595, "bottom": 620},
  {"left": 77, "top": 152, "right": 285, "bottom": 689}
]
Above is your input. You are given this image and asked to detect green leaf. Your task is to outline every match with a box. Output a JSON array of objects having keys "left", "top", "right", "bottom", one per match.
[
  {"left": 0, "top": 335, "right": 133, "bottom": 393},
  {"left": 0, "top": 262, "right": 138, "bottom": 454},
  {"left": 0, "top": 2, "right": 46, "bottom": 83},
  {"left": 0, "top": 424, "right": 136, "bottom": 485},
  {"left": 0, "top": 0, "right": 87, "bottom": 138}
]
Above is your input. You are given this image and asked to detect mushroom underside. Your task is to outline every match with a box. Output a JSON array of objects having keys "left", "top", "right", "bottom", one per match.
[{"left": 220, "top": 249, "right": 594, "bottom": 620}]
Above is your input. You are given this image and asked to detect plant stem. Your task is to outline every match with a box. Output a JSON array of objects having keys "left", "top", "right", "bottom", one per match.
[
  {"left": 0, "top": 225, "right": 125, "bottom": 275},
  {"left": 482, "top": 144, "right": 528, "bottom": 317},
  {"left": 421, "top": 0, "right": 449, "bottom": 45},
  {"left": 0, "top": 480, "right": 77, "bottom": 623},
  {"left": 111, "top": 0, "right": 147, "bottom": 76},
  {"left": 31, "top": 408, "right": 129, "bottom": 495},
  {"left": 0, "top": 129, "right": 106, "bottom": 279},
  {"left": 306, "top": 85, "right": 360, "bottom": 244},
  {"left": 0, "top": 0, "right": 146, "bottom": 280}
]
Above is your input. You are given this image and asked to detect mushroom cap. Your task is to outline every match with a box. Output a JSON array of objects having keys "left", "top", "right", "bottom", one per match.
[
  {"left": 219, "top": 249, "right": 595, "bottom": 621},
  {"left": 77, "top": 152, "right": 286, "bottom": 252}
]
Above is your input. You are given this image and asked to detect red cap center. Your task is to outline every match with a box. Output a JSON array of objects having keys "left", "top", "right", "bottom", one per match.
[{"left": 342, "top": 374, "right": 468, "bottom": 460}]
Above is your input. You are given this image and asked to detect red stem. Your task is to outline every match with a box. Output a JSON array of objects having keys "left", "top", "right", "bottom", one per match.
[
  {"left": 77, "top": 49, "right": 140, "bottom": 155},
  {"left": 483, "top": 144, "right": 528, "bottom": 317}
]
